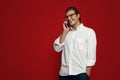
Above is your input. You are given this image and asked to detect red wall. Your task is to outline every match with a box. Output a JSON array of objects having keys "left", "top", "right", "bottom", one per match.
[{"left": 1, "top": 0, "right": 120, "bottom": 80}]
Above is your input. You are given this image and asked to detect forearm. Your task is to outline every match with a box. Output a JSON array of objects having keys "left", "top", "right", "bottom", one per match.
[
  {"left": 59, "top": 31, "right": 68, "bottom": 44},
  {"left": 86, "top": 66, "right": 92, "bottom": 76}
]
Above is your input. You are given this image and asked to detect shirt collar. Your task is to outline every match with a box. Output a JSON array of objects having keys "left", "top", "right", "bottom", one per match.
[{"left": 77, "top": 23, "right": 83, "bottom": 30}]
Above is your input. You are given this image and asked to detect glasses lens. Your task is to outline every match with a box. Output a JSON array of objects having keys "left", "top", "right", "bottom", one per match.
[{"left": 65, "top": 13, "right": 75, "bottom": 19}]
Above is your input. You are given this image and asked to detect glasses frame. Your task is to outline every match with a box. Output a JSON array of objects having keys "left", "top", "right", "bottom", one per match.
[{"left": 65, "top": 13, "right": 76, "bottom": 19}]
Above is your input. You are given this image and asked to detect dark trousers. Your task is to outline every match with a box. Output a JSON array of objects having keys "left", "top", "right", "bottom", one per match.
[{"left": 59, "top": 73, "right": 89, "bottom": 80}]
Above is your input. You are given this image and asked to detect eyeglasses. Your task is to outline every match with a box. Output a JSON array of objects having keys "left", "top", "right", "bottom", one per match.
[{"left": 65, "top": 13, "right": 76, "bottom": 19}]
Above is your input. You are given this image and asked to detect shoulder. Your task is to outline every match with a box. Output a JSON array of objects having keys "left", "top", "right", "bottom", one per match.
[
  {"left": 81, "top": 25, "right": 96, "bottom": 39},
  {"left": 82, "top": 25, "right": 96, "bottom": 34}
]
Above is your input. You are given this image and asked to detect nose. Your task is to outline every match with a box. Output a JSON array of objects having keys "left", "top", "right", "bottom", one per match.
[{"left": 67, "top": 16, "right": 71, "bottom": 20}]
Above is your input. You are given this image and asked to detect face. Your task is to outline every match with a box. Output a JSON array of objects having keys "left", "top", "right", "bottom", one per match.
[{"left": 65, "top": 10, "right": 80, "bottom": 27}]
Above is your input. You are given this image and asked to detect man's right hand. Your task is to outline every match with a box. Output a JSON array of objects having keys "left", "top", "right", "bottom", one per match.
[{"left": 63, "top": 21, "right": 70, "bottom": 33}]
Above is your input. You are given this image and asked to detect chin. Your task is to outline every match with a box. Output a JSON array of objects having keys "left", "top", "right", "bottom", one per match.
[{"left": 70, "top": 23, "right": 75, "bottom": 27}]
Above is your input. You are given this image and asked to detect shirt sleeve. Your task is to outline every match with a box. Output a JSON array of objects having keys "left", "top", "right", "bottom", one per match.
[
  {"left": 87, "top": 29, "right": 97, "bottom": 66},
  {"left": 53, "top": 37, "right": 64, "bottom": 52}
]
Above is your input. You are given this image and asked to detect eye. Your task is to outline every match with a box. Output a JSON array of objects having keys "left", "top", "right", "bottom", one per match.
[{"left": 65, "top": 13, "right": 75, "bottom": 19}]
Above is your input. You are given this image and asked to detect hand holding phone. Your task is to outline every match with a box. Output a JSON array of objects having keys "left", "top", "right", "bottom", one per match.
[
  {"left": 65, "top": 22, "right": 70, "bottom": 28},
  {"left": 63, "top": 21, "right": 70, "bottom": 32}
]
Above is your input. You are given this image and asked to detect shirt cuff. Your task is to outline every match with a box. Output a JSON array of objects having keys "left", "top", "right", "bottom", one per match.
[{"left": 87, "top": 59, "right": 96, "bottom": 66}]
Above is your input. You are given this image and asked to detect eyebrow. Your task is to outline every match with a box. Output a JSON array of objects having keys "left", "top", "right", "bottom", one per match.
[{"left": 65, "top": 13, "right": 76, "bottom": 18}]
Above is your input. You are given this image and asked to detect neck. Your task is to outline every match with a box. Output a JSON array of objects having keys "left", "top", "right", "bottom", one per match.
[{"left": 72, "top": 21, "right": 81, "bottom": 30}]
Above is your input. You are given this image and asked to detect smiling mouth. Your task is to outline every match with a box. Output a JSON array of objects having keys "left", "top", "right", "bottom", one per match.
[{"left": 68, "top": 19, "right": 73, "bottom": 23}]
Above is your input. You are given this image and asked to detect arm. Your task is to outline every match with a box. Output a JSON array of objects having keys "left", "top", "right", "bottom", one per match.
[
  {"left": 53, "top": 21, "right": 70, "bottom": 52},
  {"left": 59, "top": 21, "right": 70, "bottom": 44},
  {"left": 59, "top": 30, "right": 68, "bottom": 44},
  {"left": 86, "top": 29, "right": 97, "bottom": 75}
]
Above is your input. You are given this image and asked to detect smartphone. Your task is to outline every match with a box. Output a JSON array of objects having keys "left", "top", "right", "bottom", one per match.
[{"left": 65, "top": 22, "right": 70, "bottom": 28}]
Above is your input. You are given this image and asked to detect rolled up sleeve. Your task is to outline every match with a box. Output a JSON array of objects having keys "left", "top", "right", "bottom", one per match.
[
  {"left": 87, "top": 29, "right": 97, "bottom": 66},
  {"left": 53, "top": 37, "right": 64, "bottom": 52}
]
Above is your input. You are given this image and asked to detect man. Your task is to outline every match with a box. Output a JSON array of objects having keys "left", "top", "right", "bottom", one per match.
[{"left": 53, "top": 6, "right": 97, "bottom": 80}]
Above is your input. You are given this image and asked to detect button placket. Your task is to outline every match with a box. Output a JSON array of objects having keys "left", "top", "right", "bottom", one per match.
[{"left": 68, "top": 31, "right": 76, "bottom": 75}]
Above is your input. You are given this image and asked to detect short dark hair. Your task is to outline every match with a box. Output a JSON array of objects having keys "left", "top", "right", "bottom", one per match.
[
  {"left": 65, "top": 6, "right": 81, "bottom": 22},
  {"left": 65, "top": 6, "right": 80, "bottom": 15}
]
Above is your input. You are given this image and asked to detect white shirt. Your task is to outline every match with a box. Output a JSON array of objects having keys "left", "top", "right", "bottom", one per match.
[{"left": 54, "top": 23, "right": 97, "bottom": 76}]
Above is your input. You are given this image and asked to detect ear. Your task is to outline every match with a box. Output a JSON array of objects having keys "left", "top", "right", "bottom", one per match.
[{"left": 77, "top": 14, "right": 80, "bottom": 19}]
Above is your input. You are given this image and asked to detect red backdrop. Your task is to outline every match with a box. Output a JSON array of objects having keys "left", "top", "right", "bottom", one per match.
[{"left": 0, "top": 0, "right": 120, "bottom": 80}]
